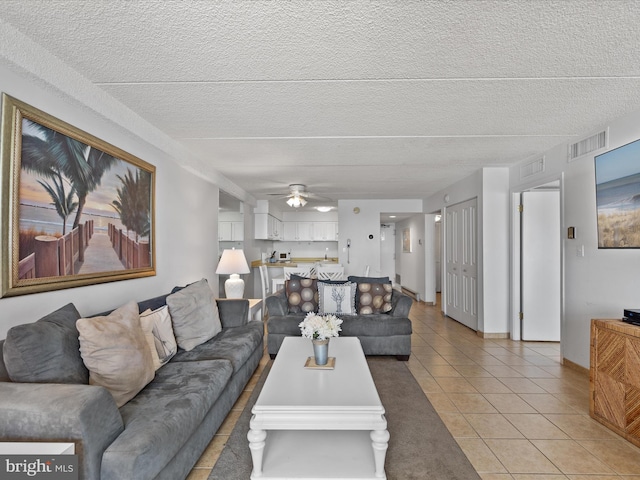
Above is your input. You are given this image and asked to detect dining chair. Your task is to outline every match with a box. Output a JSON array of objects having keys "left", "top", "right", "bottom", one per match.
[
  {"left": 283, "top": 266, "right": 312, "bottom": 279},
  {"left": 317, "top": 265, "right": 345, "bottom": 281},
  {"left": 259, "top": 264, "right": 270, "bottom": 304}
]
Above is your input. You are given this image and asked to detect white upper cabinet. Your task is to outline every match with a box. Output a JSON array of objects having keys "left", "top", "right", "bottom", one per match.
[
  {"left": 219, "top": 221, "right": 244, "bottom": 241},
  {"left": 256, "top": 213, "right": 283, "bottom": 240},
  {"left": 281, "top": 221, "right": 338, "bottom": 241},
  {"left": 284, "top": 222, "right": 314, "bottom": 241},
  {"left": 313, "top": 222, "right": 338, "bottom": 241}
]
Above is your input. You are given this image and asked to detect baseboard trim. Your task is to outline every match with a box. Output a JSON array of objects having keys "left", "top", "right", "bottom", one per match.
[
  {"left": 476, "top": 331, "right": 510, "bottom": 339},
  {"left": 562, "top": 357, "right": 589, "bottom": 376}
]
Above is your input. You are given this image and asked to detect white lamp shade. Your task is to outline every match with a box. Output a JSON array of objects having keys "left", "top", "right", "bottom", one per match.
[
  {"left": 216, "top": 249, "right": 250, "bottom": 298},
  {"left": 216, "top": 249, "right": 250, "bottom": 275}
]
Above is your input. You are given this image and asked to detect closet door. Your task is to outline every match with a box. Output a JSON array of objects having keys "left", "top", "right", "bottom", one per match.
[{"left": 445, "top": 198, "right": 478, "bottom": 330}]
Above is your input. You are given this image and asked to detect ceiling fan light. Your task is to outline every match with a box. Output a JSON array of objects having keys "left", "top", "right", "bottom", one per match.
[{"left": 286, "top": 194, "right": 306, "bottom": 208}]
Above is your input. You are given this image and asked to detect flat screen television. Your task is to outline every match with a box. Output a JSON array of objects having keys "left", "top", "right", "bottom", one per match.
[{"left": 594, "top": 138, "right": 640, "bottom": 248}]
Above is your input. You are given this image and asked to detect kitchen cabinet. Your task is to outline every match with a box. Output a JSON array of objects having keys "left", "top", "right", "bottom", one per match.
[
  {"left": 255, "top": 214, "right": 283, "bottom": 240},
  {"left": 313, "top": 222, "right": 338, "bottom": 241},
  {"left": 281, "top": 221, "right": 338, "bottom": 242},
  {"left": 284, "top": 222, "right": 314, "bottom": 241},
  {"left": 219, "top": 221, "right": 244, "bottom": 241}
]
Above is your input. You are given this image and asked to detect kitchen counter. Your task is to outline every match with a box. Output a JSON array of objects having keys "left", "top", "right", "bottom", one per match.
[{"left": 251, "top": 258, "right": 339, "bottom": 268}]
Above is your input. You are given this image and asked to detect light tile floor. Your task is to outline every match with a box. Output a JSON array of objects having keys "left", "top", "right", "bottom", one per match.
[{"left": 187, "top": 298, "right": 640, "bottom": 480}]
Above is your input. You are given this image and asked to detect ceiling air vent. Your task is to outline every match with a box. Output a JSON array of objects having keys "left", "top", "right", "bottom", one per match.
[
  {"left": 520, "top": 156, "right": 545, "bottom": 179},
  {"left": 568, "top": 129, "right": 608, "bottom": 162}
]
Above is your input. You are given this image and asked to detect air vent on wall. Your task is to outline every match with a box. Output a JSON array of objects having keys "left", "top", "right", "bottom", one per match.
[
  {"left": 520, "top": 156, "right": 545, "bottom": 179},
  {"left": 568, "top": 129, "right": 608, "bottom": 162}
]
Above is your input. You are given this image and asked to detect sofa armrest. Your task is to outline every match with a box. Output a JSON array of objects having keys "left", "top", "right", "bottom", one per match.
[
  {"left": 265, "top": 290, "right": 288, "bottom": 317},
  {"left": 0, "top": 382, "right": 124, "bottom": 480},
  {"left": 389, "top": 290, "right": 413, "bottom": 317},
  {"left": 216, "top": 299, "right": 250, "bottom": 328}
]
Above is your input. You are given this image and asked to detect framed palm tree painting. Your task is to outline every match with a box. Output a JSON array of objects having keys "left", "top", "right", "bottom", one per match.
[{"left": 0, "top": 94, "right": 156, "bottom": 297}]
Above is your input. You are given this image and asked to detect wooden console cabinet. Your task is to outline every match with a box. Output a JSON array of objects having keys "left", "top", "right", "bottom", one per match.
[{"left": 590, "top": 319, "right": 640, "bottom": 447}]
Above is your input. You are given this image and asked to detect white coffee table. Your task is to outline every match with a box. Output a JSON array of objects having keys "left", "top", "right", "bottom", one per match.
[{"left": 248, "top": 336, "right": 389, "bottom": 479}]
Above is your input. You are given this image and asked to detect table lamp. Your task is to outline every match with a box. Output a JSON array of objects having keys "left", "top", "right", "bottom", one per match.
[{"left": 216, "top": 248, "right": 250, "bottom": 298}]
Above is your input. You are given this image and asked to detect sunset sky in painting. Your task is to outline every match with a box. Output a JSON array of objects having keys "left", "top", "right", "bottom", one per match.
[{"left": 19, "top": 118, "right": 144, "bottom": 217}]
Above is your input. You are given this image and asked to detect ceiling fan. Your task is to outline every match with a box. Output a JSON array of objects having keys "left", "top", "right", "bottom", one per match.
[{"left": 268, "top": 184, "right": 330, "bottom": 208}]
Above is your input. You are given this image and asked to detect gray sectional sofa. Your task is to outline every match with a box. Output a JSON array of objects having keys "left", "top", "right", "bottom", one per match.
[
  {"left": 0, "top": 284, "right": 264, "bottom": 480},
  {"left": 266, "top": 277, "right": 413, "bottom": 360}
]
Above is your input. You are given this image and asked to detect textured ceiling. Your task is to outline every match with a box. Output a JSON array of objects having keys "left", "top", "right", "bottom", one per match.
[{"left": 3, "top": 0, "right": 640, "bottom": 208}]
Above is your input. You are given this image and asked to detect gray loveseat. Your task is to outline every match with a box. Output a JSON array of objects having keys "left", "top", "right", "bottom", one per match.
[
  {"left": 0, "top": 284, "right": 263, "bottom": 480},
  {"left": 266, "top": 276, "right": 413, "bottom": 360}
]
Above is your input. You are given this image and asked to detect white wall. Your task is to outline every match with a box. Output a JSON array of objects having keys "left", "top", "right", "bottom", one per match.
[
  {"left": 0, "top": 55, "right": 230, "bottom": 338},
  {"left": 510, "top": 113, "right": 640, "bottom": 368},
  {"left": 481, "top": 168, "right": 511, "bottom": 335},
  {"left": 338, "top": 199, "right": 422, "bottom": 278}
]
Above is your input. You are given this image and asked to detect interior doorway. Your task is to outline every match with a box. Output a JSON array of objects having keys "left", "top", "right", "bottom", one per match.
[{"left": 380, "top": 223, "right": 396, "bottom": 284}]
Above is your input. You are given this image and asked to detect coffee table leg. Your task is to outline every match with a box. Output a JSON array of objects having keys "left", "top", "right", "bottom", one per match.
[
  {"left": 371, "top": 429, "right": 390, "bottom": 478},
  {"left": 247, "top": 428, "right": 267, "bottom": 477}
]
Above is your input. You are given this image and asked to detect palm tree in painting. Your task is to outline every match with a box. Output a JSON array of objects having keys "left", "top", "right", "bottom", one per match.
[
  {"left": 111, "top": 168, "right": 151, "bottom": 242},
  {"left": 37, "top": 172, "right": 78, "bottom": 235},
  {"left": 21, "top": 119, "right": 117, "bottom": 229}
]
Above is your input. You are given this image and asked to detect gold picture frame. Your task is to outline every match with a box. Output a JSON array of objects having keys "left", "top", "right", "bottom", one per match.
[{"left": 1, "top": 94, "right": 156, "bottom": 297}]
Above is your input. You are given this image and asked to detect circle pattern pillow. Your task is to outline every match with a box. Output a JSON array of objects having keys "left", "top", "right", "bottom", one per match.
[
  {"left": 357, "top": 282, "right": 393, "bottom": 314},
  {"left": 286, "top": 277, "right": 318, "bottom": 313}
]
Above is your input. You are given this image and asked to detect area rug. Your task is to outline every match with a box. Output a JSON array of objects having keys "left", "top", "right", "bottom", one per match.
[{"left": 209, "top": 357, "right": 480, "bottom": 480}]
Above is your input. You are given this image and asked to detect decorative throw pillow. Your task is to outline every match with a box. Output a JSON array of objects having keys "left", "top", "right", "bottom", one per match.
[
  {"left": 76, "top": 301, "right": 155, "bottom": 407},
  {"left": 286, "top": 276, "right": 318, "bottom": 313},
  {"left": 357, "top": 282, "right": 393, "bottom": 314},
  {"left": 318, "top": 281, "right": 356, "bottom": 315},
  {"left": 140, "top": 305, "right": 177, "bottom": 370},
  {"left": 166, "top": 278, "right": 221, "bottom": 351},
  {"left": 3, "top": 303, "right": 89, "bottom": 384}
]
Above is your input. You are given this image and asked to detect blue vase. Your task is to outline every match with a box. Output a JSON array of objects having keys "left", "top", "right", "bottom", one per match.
[{"left": 312, "top": 339, "right": 329, "bottom": 366}]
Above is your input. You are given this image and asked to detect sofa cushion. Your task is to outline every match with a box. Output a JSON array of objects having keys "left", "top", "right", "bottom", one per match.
[
  {"left": 167, "top": 278, "right": 221, "bottom": 351},
  {"left": 140, "top": 306, "right": 177, "bottom": 370},
  {"left": 3, "top": 303, "right": 89, "bottom": 384},
  {"left": 357, "top": 282, "right": 393, "bottom": 314},
  {"left": 347, "top": 275, "right": 391, "bottom": 285},
  {"left": 286, "top": 276, "right": 319, "bottom": 314},
  {"left": 77, "top": 301, "right": 155, "bottom": 408},
  {"left": 318, "top": 281, "right": 357, "bottom": 315},
  {"left": 172, "top": 321, "right": 264, "bottom": 374},
  {"left": 268, "top": 313, "right": 411, "bottom": 337},
  {"left": 101, "top": 359, "right": 233, "bottom": 480},
  {"left": 340, "top": 314, "right": 412, "bottom": 337}
]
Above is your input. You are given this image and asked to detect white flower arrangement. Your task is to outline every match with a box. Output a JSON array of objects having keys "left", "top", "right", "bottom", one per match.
[{"left": 298, "top": 312, "right": 343, "bottom": 340}]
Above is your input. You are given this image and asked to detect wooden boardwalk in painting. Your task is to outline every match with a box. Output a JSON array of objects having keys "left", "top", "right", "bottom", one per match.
[{"left": 77, "top": 232, "right": 125, "bottom": 274}]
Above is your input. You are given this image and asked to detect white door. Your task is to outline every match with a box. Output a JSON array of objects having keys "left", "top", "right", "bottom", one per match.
[
  {"left": 521, "top": 190, "right": 561, "bottom": 341},
  {"left": 445, "top": 198, "right": 478, "bottom": 330}
]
